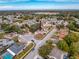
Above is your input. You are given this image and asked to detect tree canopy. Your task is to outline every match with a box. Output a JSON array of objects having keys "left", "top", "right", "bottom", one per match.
[
  {"left": 38, "top": 40, "right": 53, "bottom": 58},
  {"left": 64, "top": 32, "right": 79, "bottom": 46},
  {"left": 57, "top": 40, "right": 69, "bottom": 52}
]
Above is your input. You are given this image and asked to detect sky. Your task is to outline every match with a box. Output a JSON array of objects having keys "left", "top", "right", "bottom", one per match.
[{"left": 0, "top": 0, "right": 79, "bottom": 10}]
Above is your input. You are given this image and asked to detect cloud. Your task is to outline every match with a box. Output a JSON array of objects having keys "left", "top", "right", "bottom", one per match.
[
  {"left": 36, "top": 0, "right": 79, "bottom": 2},
  {"left": 0, "top": 0, "right": 79, "bottom": 10},
  {"left": 0, "top": 0, "right": 79, "bottom": 2},
  {"left": 54, "top": 0, "right": 79, "bottom": 2},
  {"left": 0, "top": 0, "right": 30, "bottom": 3},
  {"left": 0, "top": 4, "right": 79, "bottom": 10},
  {"left": 36, "top": 0, "right": 54, "bottom": 1}
]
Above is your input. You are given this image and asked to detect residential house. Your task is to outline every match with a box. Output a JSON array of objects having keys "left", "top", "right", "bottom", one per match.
[
  {"left": 7, "top": 43, "right": 25, "bottom": 56},
  {"left": 0, "top": 39, "right": 14, "bottom": 48},
  {"left": 25, "top": 20, "right": 40, "bottom": 27},
  {"left": 4, "top": 32, "right": 18, "bottom": 39}
]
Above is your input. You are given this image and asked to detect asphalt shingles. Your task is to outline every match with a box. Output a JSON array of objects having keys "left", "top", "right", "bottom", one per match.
[{"left": 9, "top": 43, "right": 25, "bottom": 54}]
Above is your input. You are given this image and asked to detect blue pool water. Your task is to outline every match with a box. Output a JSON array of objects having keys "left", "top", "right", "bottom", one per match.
[{"left": 2, "top": 52, "right": 13, "bottom": 59}]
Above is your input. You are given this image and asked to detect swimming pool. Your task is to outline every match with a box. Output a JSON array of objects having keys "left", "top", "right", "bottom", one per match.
[{"left": 2, "top": 52, "right": 13, "bottom": 59}]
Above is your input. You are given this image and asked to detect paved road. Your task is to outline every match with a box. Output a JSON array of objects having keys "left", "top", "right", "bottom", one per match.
[{"left": 24, "top": 28, "right": 57, "bottom": 59}]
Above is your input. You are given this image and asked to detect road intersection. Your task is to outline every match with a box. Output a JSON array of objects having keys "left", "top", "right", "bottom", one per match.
[{"left": 24, "top": 28, "right": 57, "bottom": 59}]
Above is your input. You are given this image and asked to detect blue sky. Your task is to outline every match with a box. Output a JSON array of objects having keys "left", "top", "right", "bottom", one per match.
[{"left": 0, "top": 0, "right": 79, "bottom": 10}]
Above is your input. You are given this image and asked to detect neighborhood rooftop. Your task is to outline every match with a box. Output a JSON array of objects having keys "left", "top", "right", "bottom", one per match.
[{"left": 8, "top": 43, "right": 25, "bottom": 54}]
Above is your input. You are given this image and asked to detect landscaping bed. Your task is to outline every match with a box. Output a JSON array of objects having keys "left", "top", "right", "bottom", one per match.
[{"left": 34, "top": 33, "right": 45, "bottom": 40}]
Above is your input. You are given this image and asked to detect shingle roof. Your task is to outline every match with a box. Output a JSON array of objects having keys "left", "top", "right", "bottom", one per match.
[{"left": 9, "top": 43, "right": 25, "bottom": 54}]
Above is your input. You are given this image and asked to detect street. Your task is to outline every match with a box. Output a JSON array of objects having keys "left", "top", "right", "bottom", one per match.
[{"left": 24, "top": 28, "right": 57, "bottom": 59}]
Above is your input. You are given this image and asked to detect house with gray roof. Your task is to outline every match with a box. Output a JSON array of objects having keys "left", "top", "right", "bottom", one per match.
[
  {"left": 7, "top": 43, "right": 25, "bottom": 56},
  {"left": 9, "top": 43, "right": 25, "bottom": 54},
  {"left": 25, "top": 20, "right": 39, "bottom": 27},
  {"left": 0, "top": 39, "right": 14, "bottom": 48}
]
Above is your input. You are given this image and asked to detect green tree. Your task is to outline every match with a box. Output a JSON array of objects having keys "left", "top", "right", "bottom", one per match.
[
  {"left": 64, "top": 35, "right": 73, "bottom": 46},
  {"left": 12, "top": 36, "right": 19, "bottom": 43},
  {"left": 70, "top": 32, "right": 79, "bottom": 42},
  {"left": 69, "top": 55, "right": 76, "bottom": 59},
  {"left": 0, "top": 33, "right": 5, "bottom": 39},
  {"left": 46, "top": 40, "right": 53, "bottom": 45},
  {"left": 68, "top": 20, "right": 76, "bottom": 31},
  {"left": 57, "top": 40, "right": 69, "bottom": 52},
  {"left": 69, "top": 43, "right": 79, "bottom": 56},
  {"left": 1, "top": 23, "right": 9, "bottom": 30},
  {"left": 29, "top": 23, "right": 40, "bottom": 33},
  {"left": 64, "top": 32, "right": 79, "bottom": 46},
  {"left": 64, "top": 32, "right": 79, "bottom": 59},
  {"left": 38, "top": 41, "right": 53, "bottom": 58}
]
